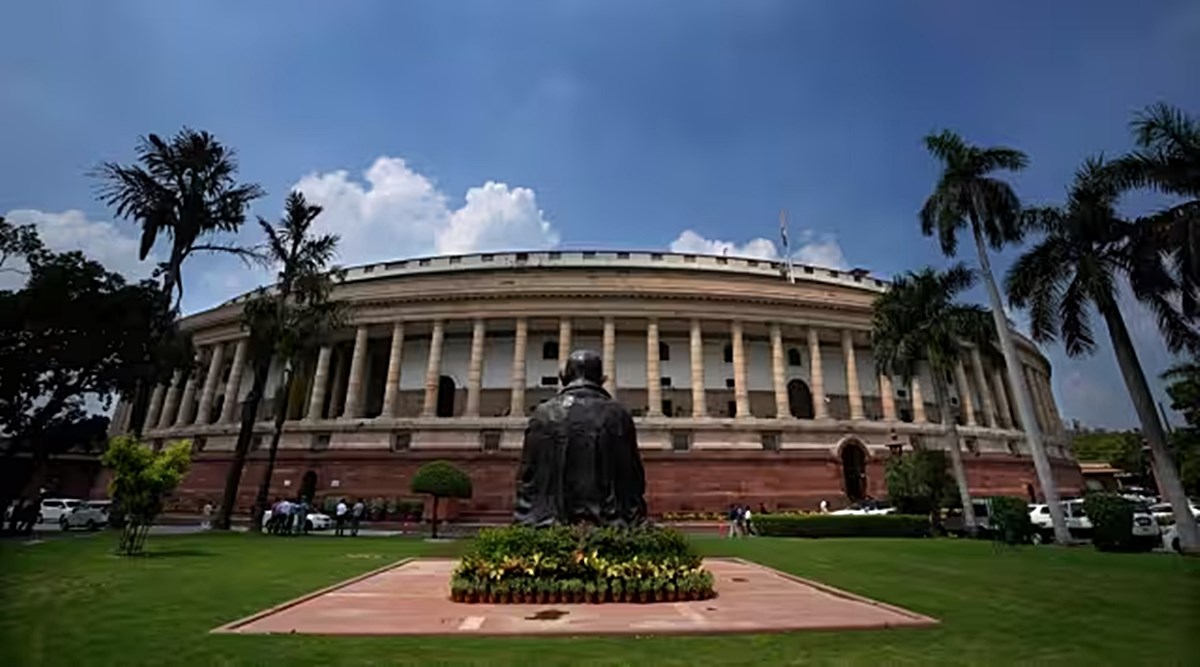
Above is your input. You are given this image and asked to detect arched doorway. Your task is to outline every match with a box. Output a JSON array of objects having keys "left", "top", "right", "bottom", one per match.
[
  {"left": 299, "top": 470, "right": 318, "bottom": 502},
  {"left": 787, "top": 379, "right": 814, "bottom": 418},
  {"left": 436, "top": 375, "right": 456, "bottom": 418},
  {"left": 840, "top": 440, "right": 868, "bottom": 502}
]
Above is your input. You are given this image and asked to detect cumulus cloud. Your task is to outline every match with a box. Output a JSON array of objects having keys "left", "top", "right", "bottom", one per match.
[
  {"left": 668, "top": 229, "right": 848, "bottom": 269},
  {"left": 1, "top": 208, "right": 155, "bottom": 289},
  {"left": 294, "top": 157, "right": 558, "bottom": 265}
]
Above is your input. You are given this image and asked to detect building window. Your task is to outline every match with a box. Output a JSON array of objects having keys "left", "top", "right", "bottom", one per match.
[
  {"left": 716, "top": 257, "right": 728, "bottom": 265},
  {"left": 251, "top": 435, "right": 264, "bottom": 451},
  {"left": 540, "top": 376, "right": 558, "bottom": 387},
  {"left": 192, "top": 437, "right": 207, "bottom": 453},
  {"left": 724, "top": 378, "right": 735, "bottom": 389},
  {"left": 418, "top": 258, "right": 431, "bottom": 266},
  {"left": 803, "top": 266, "right": 814, "bottom": 274},
  {"left": 787, "top": 348, "right": 802, "bottom": 367},
  {"left": 899, "top": 408, "right": 913, "bottom": 423},
  {"left": 966, "top": 438, "right": 980, "bottom": 455},
  {"left": 617, "top": 252, "right": 630, "bottom": 259},
  {"left": 761, "top": 432, "right": 780, "bottom": 451},
  {"left": 312, "top": 433, "right": 331, "bottom": 451},
  {"left": 746, "top": 260, "right": 759, "bottom": 268},
  {"left": 548, "top": 251, "right": 561, "bottom": 260},
  {"left": 1007, "top": 440, "right": 1020, "bottom": 456},
  {"left": 727, "top": 401, "right": 738, "bottom": 417},
  {"left": 481, "top": 430, "right": 502, "bottom": 451},
  {"left": 660, "top": 377, "right": 672, "bottom": 388},
  {"left": 651, "top": 253, "right": 664, "bottom": 261},
  {"left": 683, "top": 254, "right": 696, "bottom": 263},
  {"left": 583, "top": 251, "right": 596, "bottom": 259},
  {"left": 392, "top": 431, "right": 412, "bottom": 452},
  {"left": 723, "top": 344, "right": 733, "bottom": 363},
  {"left": 659, "top": 342, "right": 670, "bottom": 361},
  {"left": 661, "top": 399, "right": 673, "bottom": 417},
  {"left": 481, "top": 254, "right": 494, "bottom": 262},
  {"left": 896, "top": 388, "right": 908, "bottom": 399},
  {"left": 542, "top": 340, "right": 558, "bottom": 360},
  {"left": 671, "top": 431, "right": 692, "bottom": 451},
  {"left": 515, "top": 252, "right": 529, "bottom": 262},
  {"left": 448, "top": 256, "right": 461, "bottom": 265}
]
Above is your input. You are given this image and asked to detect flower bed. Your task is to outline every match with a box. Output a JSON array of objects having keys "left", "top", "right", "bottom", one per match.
[
  {"left": 450, "top": 525, "right": 716, "bottom": 604},
  {"left": 754, "top": 514, "right": 931, "bottom": 538}
]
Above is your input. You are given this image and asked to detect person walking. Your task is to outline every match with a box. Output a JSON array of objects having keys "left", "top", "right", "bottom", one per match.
[
  {"left": 819, "top": 499, "right": 830, "bottom": 514},
  {"left": 350, "top": 498, "right": 365, "bottom": 537},
  {"left": 743, "top": 506, "right": 754, "bottom": 536},
  {"left": 335, "top": 498, "right": 348, "bottom": 536},
  {"left": 201, "top": 501, "right": 213, "bottom": 530},
  {"left": 726, "top": 504, "right": 740, "bottom": 539}
]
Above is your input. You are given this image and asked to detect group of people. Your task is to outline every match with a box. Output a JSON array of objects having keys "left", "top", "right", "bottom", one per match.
[
  {"left": 4, "top": 498, "right": 39, "bottom": 535},
  {"left": 726, "top": 503, "right": 767, "bottom": 538},
  {"left": 333, "top": 498, "right": 366, "bottom": 537},
  {"left": 266, "top": 497, "right": 314, "bottom": 536}
]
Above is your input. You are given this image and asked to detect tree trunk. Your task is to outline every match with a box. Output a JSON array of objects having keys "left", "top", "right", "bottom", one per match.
[
  {"left": 430, "top": 496, "right": 439, "bottom": 539},
  {"left": 971, "top": 221, "right": 1070, "bottom": 544},
  {"left": 214, "top": 357, "right": 270, "bottom": 530},
  {"left": 932, "top": 370, "right": 976, "bottom": 534},
  {"left": 1097, "top": 293, "right": 1200, "bottom": 554},
  {"left": 251, "top": 362, "right": 293, "bottom": 533}
]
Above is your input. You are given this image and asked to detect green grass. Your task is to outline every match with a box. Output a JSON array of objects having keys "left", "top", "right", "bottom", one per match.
[{"left": 1, "top": 532, "right": 1197, "bottom": 666}]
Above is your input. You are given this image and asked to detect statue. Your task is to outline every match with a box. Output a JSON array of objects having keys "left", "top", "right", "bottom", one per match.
[{"left": 513, "top": 349, "right": 647, "bottom": 527}]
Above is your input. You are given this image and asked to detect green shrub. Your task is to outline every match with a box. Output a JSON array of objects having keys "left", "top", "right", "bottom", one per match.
[
  {"left": 1084, "top": 493, "right": 1137, "bottom": 552},
  {"left": 885, "top": 450, "right": 958, "bottom": 518},
  {"left": 754, "top": 514, "right": 931, "bottom": 538},
  {"left": 410, "top": 461, "right": 472, "bottom": 537},
  {"left": 988, "top": 496, "right": 1034, "bottom": 545}
]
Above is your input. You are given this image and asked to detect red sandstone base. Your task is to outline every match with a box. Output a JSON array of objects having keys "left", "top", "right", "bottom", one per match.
[{"left": 215, "top": 558, "right": 938, "bottom": 636}]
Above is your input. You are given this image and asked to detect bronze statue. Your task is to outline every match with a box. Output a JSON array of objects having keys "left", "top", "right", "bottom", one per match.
[{"left": 513, "top": 349, "right": 647, "bottom": 527}]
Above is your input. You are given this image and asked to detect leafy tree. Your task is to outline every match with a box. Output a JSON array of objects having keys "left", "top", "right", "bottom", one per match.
[
  {"left": 94, "top": 128, "right": 265, "bottom": 306},
  {"left": 920, "top": 131, "right": 1070, "bottom": 544},
  {"left": 216, "top": 192, "right": 344, "bottom": 531},
  {"left": 0, "top": 226, "right": 176, "bottom": 515},
  {"left": 872, "top": 264, "right": 996, "bottom": 534},
  {"left": 0, "top": 217, "right": 46, "bottom": 273},
  {"left": 1164, "top": 362, "right": 1200, "bottom": 496},
  {"left": 884, "top": 449, "right": 958, "bottom": 531},
  {"left": 102, "top": 436, "right": 191, "bottom": 555},
  {"left": 1006, "top": 158, "right": 1199, "bottom": 553},
  {"left": 410, "top": 461, "right": 472, "bottom": 538}
]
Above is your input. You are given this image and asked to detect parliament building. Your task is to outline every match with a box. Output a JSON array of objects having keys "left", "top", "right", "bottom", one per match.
[{"left": 111, "top": 250, "right": 1083, "bottom": 520}]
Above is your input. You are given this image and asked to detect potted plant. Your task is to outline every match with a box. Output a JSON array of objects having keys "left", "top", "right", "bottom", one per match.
[
  {"left": 595, "top": 580, "right": 608, "bottom": 604},
  {"left": 582, "top": 581, "right": 595, "bottom": 604},
  {"left": 570, "top": 579, "right": 585, "bottom": 603},
  {"left": 665, "top": 581, "right": 677, "bottom": 602},
  {"left": 609, "top": 578, "right": 623, "bottom": 603},
  {"left": 641, "top": 578, "right": 655, "bottom": 603},
  {"left": 653, "top": 577, "right": 666, "bottom": 602}
]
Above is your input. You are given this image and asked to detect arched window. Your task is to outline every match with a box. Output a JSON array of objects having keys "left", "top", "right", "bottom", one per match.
[
  {"left": 542, "top": 340, "right": 558, "bottom": 360},
  {"left": 787, "top": 347, "right": 802, "bottom": 367},
  {"left": 723, "top": 344, "right": 733, "bottom": 363},
  {"left": 659, "top": 342, "right": 670, "bottom": 361}
]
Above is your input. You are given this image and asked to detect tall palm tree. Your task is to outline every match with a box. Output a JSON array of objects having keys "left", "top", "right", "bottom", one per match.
[
  {"left": 1006, "top": 157, "right": 1200, "bottom": 554},
  {"left": 215, "top": 192, "right": 344, "bottom": 531},
  {"left": 921, "top": 130, "right": 1071, "bottom": 544},
  {"left": 95, "top": 128, "right": 265, "bottom": 307},
  {"left": 872, "top": 264, "right": 996, "bottom": 533}
]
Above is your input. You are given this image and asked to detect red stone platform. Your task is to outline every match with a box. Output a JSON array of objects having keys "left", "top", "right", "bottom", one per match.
[{"left": 215, "top": 558, "right": 937, "bottom": 636}]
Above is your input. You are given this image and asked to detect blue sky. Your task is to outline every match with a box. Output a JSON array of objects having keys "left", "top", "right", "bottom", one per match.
[{"left": 1, "top": 1, "right": 1197, "bottom": 428}]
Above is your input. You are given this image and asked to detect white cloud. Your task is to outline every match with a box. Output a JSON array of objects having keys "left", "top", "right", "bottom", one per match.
[
  {"left": 1, "top": 209, "right": 155, "bottom": 289},
  {"left": 668, "top": 229, "right": 848, "bottom": 269},
  {"left": 294, "top": 157, "right": 558, "bottom": 265}
]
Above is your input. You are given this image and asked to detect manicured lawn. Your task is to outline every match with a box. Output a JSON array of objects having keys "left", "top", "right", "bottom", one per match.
[{"left": 1, "top": 531, "right": 1196, "bottom": 666}]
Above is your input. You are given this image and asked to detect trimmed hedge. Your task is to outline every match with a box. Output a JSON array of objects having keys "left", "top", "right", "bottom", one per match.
[
  {"left": 754, "top": 514, "right": 931, "bottom": 538},
  {"left": 988, "top": 496, "right": 1035, "bottom": 545},
  {"left": 1083, "top": 493, "right": 1138, "bottom": 552}
]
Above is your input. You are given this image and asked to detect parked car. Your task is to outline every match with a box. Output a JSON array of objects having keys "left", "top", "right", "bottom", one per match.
[
  {"left": 38, "top": 498, "right": 82, "bottom": 524},
  {"left": 1162, "top": 519, "right": 1200, "bottom": 554},
  {"left": 261, "top": 509, "right": 333, "bottom": 532},
  {"left": 830, "top": 500, "right": 895, "bottom": 516},
  {"left": 945, "top": 499, "right": 995, "bottom": 537},
  {"left": 60, "top": 501, "right": 111, "bottom": 531},
  {"left": 1028, "top": 499, "right": 1158, "bottom": 546},
  {"left": 1147, "top": 501, "right": 1199, "bottom": 526}
]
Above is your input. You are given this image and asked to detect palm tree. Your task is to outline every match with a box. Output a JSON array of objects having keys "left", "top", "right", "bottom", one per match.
[
  {"left": 921, "top": 130, "right": 1071, "bottom": 544},
  {"left": 1006, "top": 157, "right": 1200, "bottom": 554},
  {"left": 95, "top": 128, "right": 265, "bottom": 307},
  {"left": 215, "top": 192, "right": 344, "bottom": 531},
  {"left": 872, "top": 264, "right": 996, "bottom": 533}
]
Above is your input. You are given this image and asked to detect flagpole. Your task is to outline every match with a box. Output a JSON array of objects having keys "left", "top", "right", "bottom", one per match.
[{"left": 780, "top": 209, "right": 795, "bottom": 284}]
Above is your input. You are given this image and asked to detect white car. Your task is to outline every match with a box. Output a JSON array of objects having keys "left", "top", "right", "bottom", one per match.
[
  {"left": 1147, "top": 501, "right": 1199, "bottom": 526},
  {"left": 38, "top": 498, "right": 83, "bottom": 524},
  {"left": 830, "top": 501, "right": 895, "bottom": 516},
  {"left": 1028, "top": 499, "right": 1158, "bottom": 545},
  {"left": 60, "top": 501, "right": 111, "bottom": 531},
  {"left": 1162, "top": 520, "right": 1200, "bottom": 553},
  {"left": 261, "top": 509, "right": 333, "bottom": 532}
]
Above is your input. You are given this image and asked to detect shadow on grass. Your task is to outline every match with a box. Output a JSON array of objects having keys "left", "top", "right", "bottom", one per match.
[{"left": 134, "top": 548, "right": 215, "bottom": 559}]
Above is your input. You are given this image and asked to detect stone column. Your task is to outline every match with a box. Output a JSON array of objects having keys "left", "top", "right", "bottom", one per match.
[
  {"left": 602, "top": 317, "right": 616, "bottom": 396},
  {"left": 879, "top": 374, "right": 897, "bottom": 421},
  {"left": 690, "top": 319, "right": 707, "bottom": 417},
  {"left": 954, "top": 359, "right": 977, "bottom": 426},
  {"left": 341, "top": 325, "right": 370, "bottom": 418},
  {"left": 1024, "top": 366, "right": 1048, "bottom": 432},
  {"left": 158, "top": 370, "right": 184, "bottom": 429},
  {"left": 1040, "top": 372, "right": 1062, "bottom": 434},
  {"left": 992, "top": 367, "right": 1013, "bottom": 429},
  {"left": 465, "top": 318, "right": 487, "bottom": 417},
  {"left": 143, "top": 383, "right": 166, "bottom": 433},
  {"left": 808, "top": 327, "right": 827, "bottom": 419},
  {"left": 842, "top": 330, "right": 864, "bottom": 420},
  {"left": 732, "top": 320, "right": 749, "bottom": 419},
  {"left": 769, "top": 322, "right": 788, "bottom": 419},
  {"left": 511, "top": 317, "right": 528, "bottom": 416},
  {"left": 557, "top": 317, "right": 573, "bottom": 375},
  {"left": 911, "top": 376, "right": 927, "bottom": 423},
  {"left": 328, "top": 347, "right": 347, "bottom": 418},
  {"left": 219, "top": 339, "right": 248, "bottom": 424},
  {"left": 381, "top": 322, "right": 405, "bottom": 418},
  {"left": 306, "top": 345, "right": 333, "bottom": 420},
  {"left": 645, "top": 318, "right": 662, "bottom": 417},
  {"left": 195, "top": 344, "right": 226, "bottom": 425},
  {"left": 969, "top": 348, "right": 998, "bottom": 428},
  {"left": 176, "top": 359, "right": 200, "bottom": 427},
  {"left": 422, "top": 319, "right": 446, "bottom": 417}
]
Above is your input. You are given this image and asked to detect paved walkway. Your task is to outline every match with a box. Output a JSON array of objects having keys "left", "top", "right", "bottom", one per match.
[{"left": 217, "top": 558, "right": 938, "bottom": 636}]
